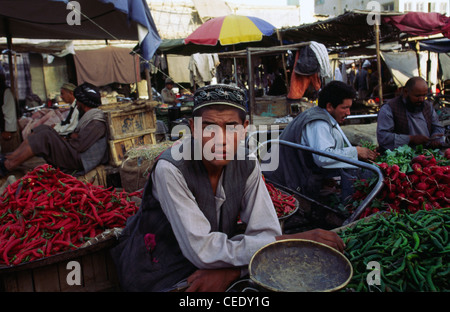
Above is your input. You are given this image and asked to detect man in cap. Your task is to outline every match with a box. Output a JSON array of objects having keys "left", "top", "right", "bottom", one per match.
[
  {"left": 111, "top": 84, "right": 344, "bottom": 292},
  {"left": 160, "top": 78, "right": 180, "bottom": 106},
  {"left": 52, "top": 82, "right": 79, "bottom": 136},
  {"left": 0, "top": 82, "right": 108, "bottom": 176},
  {"left": 377, "top": 76, "right": 445, "bottom": 152}
]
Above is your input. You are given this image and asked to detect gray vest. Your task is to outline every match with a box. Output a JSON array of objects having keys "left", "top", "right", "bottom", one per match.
[
  {"left": 111, "top": 140, "right": 256, "bottom": 291},
  {"left": 263, "top": 106, "right": 333, "bottom": 197}
]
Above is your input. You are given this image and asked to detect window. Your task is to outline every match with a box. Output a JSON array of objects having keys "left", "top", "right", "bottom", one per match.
[{"left": 383, "top": 2, "right": 394, "bottom": 10}]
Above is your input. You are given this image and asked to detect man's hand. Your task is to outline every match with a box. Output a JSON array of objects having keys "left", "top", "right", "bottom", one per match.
[
  {"left": 356, "top": 146, "right": 378, "bottom": 162},
  {"left": 69, "top": 132, "right": 79, "bottom": 139},
  {"left": 277, "top": 228, "right": 345, "bottom": 253},
  {"left": 409, "top": 134, "right": 430, "bottom": 146},
  {"left": 1, "top": 132, "right": 12, "bottom": 141},
  {"left": 185, "top": 268, "right": 241, "bottom": 292}
]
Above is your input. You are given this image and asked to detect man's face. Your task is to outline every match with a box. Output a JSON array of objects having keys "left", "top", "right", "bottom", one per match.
[
  {"left": 404, "top": 80, "right": 428, "bottom": 107},
  {"left": 326, "top": 99, "right": 352, "bottom": 125},
  {"left": 190, "top": 108, "right": 248, "bottom": 168},
  {"left": 60, "top": 88, "right": 73, "bottom": 103}
]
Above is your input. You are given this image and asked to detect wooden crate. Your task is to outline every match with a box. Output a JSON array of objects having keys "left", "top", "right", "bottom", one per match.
[
  {"left": 0, "top": 238, "right": 120, "bottom": 292},
  {"left": 109, "top": 132, "right": 156, "bottom": 167},
  {"left": 101, "top": 101, "right": 157, "bottom": 140},
  {"left": 254, "top": 95, "right": 290, "bottom": 117}
]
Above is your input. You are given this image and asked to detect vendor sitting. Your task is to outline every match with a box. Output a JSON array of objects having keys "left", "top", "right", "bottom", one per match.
[
  {"left": 110, "top": 84, "right": 344, "bottom": 292},
  {"left": 0, "top": 82, "right": 109, "bottom": 177},
  {"left": 52, "top": 82, "right": 79, "bottom": 136},
  {"left": 161, "top": 78, "right": 180, "bottom": 106}
]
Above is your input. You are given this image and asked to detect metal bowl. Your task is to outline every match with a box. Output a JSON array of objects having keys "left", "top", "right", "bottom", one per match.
[
  {"left": 276, "top": 189, "right": 299, "bottom": 221},
  {"left": 248, "top": 239, "right": 353, "bottom": 292}
]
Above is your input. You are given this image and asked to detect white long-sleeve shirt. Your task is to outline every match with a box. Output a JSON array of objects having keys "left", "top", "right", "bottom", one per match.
[
  {"left": 301, "top": 110, "right": 358, "bottom": 169},
  {"left": 2, "top": 88, "right": 17, "bottom": 132},
  {"left": 150, "top": 158, "right": 282, "bottom": 270}
]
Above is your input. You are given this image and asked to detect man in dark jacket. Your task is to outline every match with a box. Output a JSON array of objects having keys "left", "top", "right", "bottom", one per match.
[
  {"left": 376, "top": 76, "right": 445, "bottom": 152},
  {"left": 0, "top": 82, "right": 108, "bottom": 177},
  {"left": 263, "top": 81, "right": 377, "bottom": 203}
]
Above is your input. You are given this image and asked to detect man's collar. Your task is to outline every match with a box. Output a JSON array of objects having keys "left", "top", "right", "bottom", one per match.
[{"left": 320, "top": 107, "right": 338, "bottom": 126}]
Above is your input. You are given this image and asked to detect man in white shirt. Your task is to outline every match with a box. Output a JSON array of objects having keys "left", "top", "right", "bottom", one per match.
[
  {"left": 0, "top": 69, "right": 18, "bottom": 150},
  {"left": 111, "top": 84, "right": 344, "bottom": 292},
  {"left": 264, "top": 80, "right": 377, "bottom": 203},
  {"left": 160, "top": 78, "right": 180, "bottom": 106},
  {"left": 53, "top": 83, "right": 79, "bottom": 136}
]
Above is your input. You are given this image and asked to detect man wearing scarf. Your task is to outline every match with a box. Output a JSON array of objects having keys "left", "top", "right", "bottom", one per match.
[
  {"left": 377, "top": 77, "right": 445, "bottom": 153},
  {"left": 0, "top": 82, "right": 108, "bottom": 177}
]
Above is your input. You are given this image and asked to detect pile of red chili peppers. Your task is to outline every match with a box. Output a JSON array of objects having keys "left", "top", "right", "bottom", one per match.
[
  {"left": 264, "top": 180, "right": 297, "bottom": 218},
  {"left": 0, "top": 164, "right": 140, "bottom": 266}
]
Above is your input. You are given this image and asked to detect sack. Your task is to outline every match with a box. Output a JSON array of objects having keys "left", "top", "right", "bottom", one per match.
[
  {"left": 119, "top": 157, "right": 154, "bottom": 192},
  {"left": 294, "top": 46, "right": 320, "bottom": 76}
]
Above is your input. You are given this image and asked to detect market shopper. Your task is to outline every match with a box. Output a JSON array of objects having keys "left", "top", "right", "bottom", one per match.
[
  {"left": 263, "top": 80, "right": 377, "bottom": 203},
  {"left": 0, "top": 68, "right": 18, "bottom": 152},
  {"left": 160, "top": 78, "right": 180, "bottom": 106},
  {"left": 0, "top": 82, "right": 108, "bottom": 177},
  {"left": 376, "top": 76, "right": 445, "bottom": 153},
  {"left": 354, "top": 60, "right": 370, "bottom": 101},
  {"left": 110, "top": 84, "right": 344, "bottom": 292},
  {"left": 52, "top": 82, "right": 79, "bottom": 136}
]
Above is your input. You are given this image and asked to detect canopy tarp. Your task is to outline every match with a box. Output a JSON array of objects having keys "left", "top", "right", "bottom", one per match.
[
  {"left": 73, "top": 46, "right": 140, "bottom": 86},
  {"left": 0, "top": 0, "right": 161, "bottom": 62},
  {"left": 409, "top": 38, "right": 450, "bottom": 54},
  {"left": 384, "top": 12, "right": 450, "bottom": 39},
  {"left": 277, "top": 10, "right": 403, "bottom": 53}
]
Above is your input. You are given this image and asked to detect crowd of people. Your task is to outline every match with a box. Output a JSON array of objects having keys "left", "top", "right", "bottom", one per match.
[
  {"left": 111, "top": 75, "right": 446, "bottom": 292},
  {"left": 0, "top": 75, "right": 109, "bottom": 178}
]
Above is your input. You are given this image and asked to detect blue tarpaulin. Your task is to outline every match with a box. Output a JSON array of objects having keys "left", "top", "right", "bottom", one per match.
[{"left": 410, "top": 38, "right": 450, "bottom": 53}]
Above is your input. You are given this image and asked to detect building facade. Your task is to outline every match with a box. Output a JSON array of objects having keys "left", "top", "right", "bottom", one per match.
[{"left": 315, "top": 0, "right": 449, "bottom": 16}]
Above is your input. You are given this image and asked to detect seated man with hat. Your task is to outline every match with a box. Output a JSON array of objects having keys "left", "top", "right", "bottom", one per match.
[
  {"left": 160, "top": 78, "right": 180, "bottom": 106},
  {"left": 0, "top": 82, "right": 109, "bottom": 177},
  {"left": 52, "top": 82, "right": 79, "bottom": 136},
  {"left": 111, "top": 84, "right": 344, "bottom": 292}
]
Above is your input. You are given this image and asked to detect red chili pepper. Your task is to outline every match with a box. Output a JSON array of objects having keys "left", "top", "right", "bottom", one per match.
[{"left": 2, "top": 237, "right": 21, "bottom": 266}]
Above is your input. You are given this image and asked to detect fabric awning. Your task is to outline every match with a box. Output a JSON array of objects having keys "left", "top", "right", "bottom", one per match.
[
  {"left": 383, "top": 12, "right": 450, "bottom": 39},
  {"left": 73, "top": 46, "right": 140, "bottom": 86}
]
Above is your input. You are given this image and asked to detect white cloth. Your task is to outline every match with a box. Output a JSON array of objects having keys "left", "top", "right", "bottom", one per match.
[
  {"left": 301, "top": 109, "right": 358, "bottom": 169},
  {"left": 151, "top": 158, "right": 282, "bottom": 269},
  {"left": 310, "top": 41, "right": 332, "bottom": 78},
  {"left": 2, "top": 88, "right": 17, "bottom": 132},
  {"left": 53, "top": 100, "right": 79, "bottom": 136},
  {"left": 188, "top": 53, "right": 219, "bottom": 87}
]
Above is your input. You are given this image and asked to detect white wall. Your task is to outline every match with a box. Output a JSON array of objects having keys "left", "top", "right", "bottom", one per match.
[{"left": 315, "top": 0, "right": 449, "bottom": 16}]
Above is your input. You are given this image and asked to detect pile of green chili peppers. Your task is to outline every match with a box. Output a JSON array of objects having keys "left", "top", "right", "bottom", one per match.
[{"left": 338, "top": 208, "right": 449, "bottom": 292}]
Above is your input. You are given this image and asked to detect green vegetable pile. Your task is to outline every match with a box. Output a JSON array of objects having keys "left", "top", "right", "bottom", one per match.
[
  {"left": 376, "top": 145, "right": 450, "bottom": 173},
  {"left": 338, "top": 208, "right": 449, "bottom": 292}
]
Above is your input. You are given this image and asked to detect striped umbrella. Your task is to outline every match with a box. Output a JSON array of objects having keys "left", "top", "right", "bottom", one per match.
[{"left": 184, "top": 15, "right": 276, "bottom": 46}]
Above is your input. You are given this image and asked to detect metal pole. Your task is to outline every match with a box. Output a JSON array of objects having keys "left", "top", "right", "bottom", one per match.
[
  {"left": 145, "top": 67, "right": 153, "bottom": 100},
  {"left": 4, "top": 19, "right": 20, "bottom": 119},
  {"left": 260, "top": 139, "right": 384, "bottom": 225},
  {"left": 375, "top": 23, "right": 383, "bottom": 105},
  {"left": 247, "top": 48, "right": 254, "bottom": 125}
]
